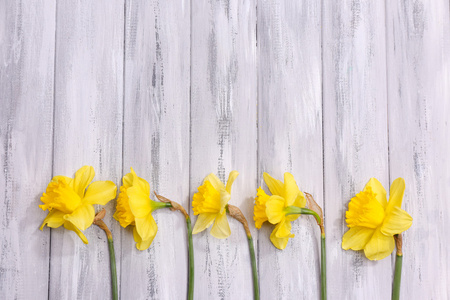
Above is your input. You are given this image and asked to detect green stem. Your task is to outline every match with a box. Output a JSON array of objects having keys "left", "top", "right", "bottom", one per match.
[
  {"left": 284, "top": 206, "right": 321, "bottom": 224},
  {"left": 187, "top": 217, "right": 194, "bottom": 300},
  {"left": 107, "top": 237, "right": 118, "bottom": 300},
  {"left": 247, "top": 234, "right": 260, "bottom": 300},
  {"left": 285, "top": 206, "right": 326, "bottom": 299},
  {"left": 321, "top": 233, "right": 327, "bottom": 300},
  {"left": 392, "top": 254, "right": 402, "bottom": 300}
]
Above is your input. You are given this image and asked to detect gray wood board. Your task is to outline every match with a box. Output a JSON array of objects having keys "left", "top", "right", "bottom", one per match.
[{"left": 0, "top": 0, "right": 449, "bottom": 299}]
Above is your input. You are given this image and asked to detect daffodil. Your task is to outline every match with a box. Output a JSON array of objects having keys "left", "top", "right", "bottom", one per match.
[
  {"left": 193, "top": 171, "right": 260, "bottom": 299},
  {"left": 39, "top": 166, "right": 117, "bottom": 244},
  {"left": 114, "top": 168, "right": 170, "bottom": 250},
  {"left": 342, "top": 178, "right": 413, "bottom": 260},
  {"left": 192, "top": 171, "right": 239, "bottom": 239},
  {"left": 254, "top": 172, "right": 327, "bottom": 299},
  {"left": 254, "top": 172, "right": 306, "bottom": 249}
]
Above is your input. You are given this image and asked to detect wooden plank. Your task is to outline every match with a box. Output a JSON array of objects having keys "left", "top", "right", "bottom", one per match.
[
  {"left": 322, "top": 0, "right": 391, "bottom": 298},
  {"left": 49, "top": 1, "right": 124, "bottom": 299},
  {"left": 386, "top": 0, "right": 450, "bottom": 298},
  {"left": 190, "top": 0, "right": 257, "bottom": 298},
  {"left": 257, "top": 1, "right": 323, "bottom": 299},
  {"left": 120, "top": 0, "right": 190, "bottom": 299},
  {"left": 0, "top": 1, "right": 55, "bottom": 299}
]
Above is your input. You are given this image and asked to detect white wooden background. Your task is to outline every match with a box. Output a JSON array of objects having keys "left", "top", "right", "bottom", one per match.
[{"left": 1, "top": 0, "right": 449, "bottom": 299}]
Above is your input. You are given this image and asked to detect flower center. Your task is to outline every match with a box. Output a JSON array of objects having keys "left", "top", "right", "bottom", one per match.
[
  {"left": 40, "top": 177, "right": 82, "bottom": 214},
  {"left": 346, "top": 187, "right": 385, "bottom": 228},
  {"left": 192, "top": 181, "right": 222, "bottom": 215}
]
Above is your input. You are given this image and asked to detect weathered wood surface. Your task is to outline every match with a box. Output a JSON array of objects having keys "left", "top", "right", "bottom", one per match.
[
  {"left": 190, "top": 0, "right": 257, "bottom": 299},
  {"left": 121, "top": 0, "right": 190, "bottom": 299},
  {"left": 0, "top": 0, "right": 449, "bottom": 299},
  {"left": 257, "top": 1, "right": 323, "bottom": 299},
  {"left": 0, "top": 1, "right": 55, "bottom": 299},
  {"left": 386, "top": 1, "right": 450, "bottom": 299},
  {"left": 50, "top": 1, "right": 124, "bottom": 299},
  {"left": 322, "top": 1, "right": 391, "bottom": 299}
]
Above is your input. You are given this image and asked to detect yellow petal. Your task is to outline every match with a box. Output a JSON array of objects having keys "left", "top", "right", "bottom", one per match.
[
  {"left": 63, "top": 204, "right": 95, "bottom": 231},
  {"left": 363, "top": 229, "right": 395, "bottom": 260},
  {"left": 192, "top": 181, "right": 221, "bottom": 215},
  {"left": 265, "top": 195, "right": 286, "bottom": 224},
  {"left": 270, "top": 223, "right": 294, "bottom": 250},
  {"left": 342, "top": 226, "right": 375, "bottom": 250},
  {"left": 263, "top": 172, "right": 284, "bottom": 196},
  {"left": 381, "top": 206, "right": 413, "bottom": 236},
  {"left": 346, "top": 189, "right": 385, "bottom": 228},
  {"left": 40, "top": 210, "right": 66, "bottom": 230},
  {"left": 292, "top": 192, "right": 306, "bottom": 209},
  {"left": 83, "top": 180, "right": 117, "bottom": 205},
  {"left": 254, "top": 187, "right": 269, "bottom": 229},
  {"left": 284, "top": 173, "right": 302, "bottom": 206},
  {"left": 225, "top": 171, "right": 239, "bottom": 193},
  {"left": 63, "top": 221, "right": 88, "bottom": 244},
  {"left": 133, "top": 227, "right": 154, "bottom": 251},
  {"left": 275, "top": 219, "right": 292, "bottom": 238},
  {"left": 219, "top": 189, "right": 231, "bottom": 212},
  {"left": 40, "top": 177, "right": 82, "bottom": 214},
  {"left": 114, "top": 186, "right": 135, "bottom": 228},
  {"left": 122, "top": 172, "right": 133, "bottom": 188},
  {"left": 135, "top": 213, "right": 157, "bottom": 242},
  {"left": 127, "top": 186, "right": 152, "bottom": 218},
  {"left": 192, "top": 213, "right": 216, "bottom": 234},
  {"left": 210, "top": 211, "right": 231, "bottom": 239},
  {"left": 52, "top": 175, "right": 73, "bottom": 185},
  {"left": 364, "top": 178, "right": 387, "bottom": 208},
  {"left": 130, "top": 168, "right": 150, "bottom": 195},
  {"left": 204, "top": 173, "right": 225, "bottom": 191},
  {"left": 72, "top": 166, "right": 95, "bottom": 197},
  {"left": 386, "top": 178, "right": 405, "bottom": 215}
]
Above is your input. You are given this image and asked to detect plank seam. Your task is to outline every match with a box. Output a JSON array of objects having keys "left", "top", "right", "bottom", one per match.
[
  {"left": 120, "top": 0, "right": 127, "bottom": 299},
  {"left": 48, "top": 0, "right": 59, "bottom": 299}
]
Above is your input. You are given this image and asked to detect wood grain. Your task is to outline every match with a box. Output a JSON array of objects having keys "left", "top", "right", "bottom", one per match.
[
  {"left": 0, "top": 1, "right": 449, "bottom": 299},
  {"left": 190, "top": 0, "right": 257, "bottom": 299},
  {"left": 0, "top": 1, "right": 55, "bottom": 299},
  {"left": 49, "top": 1, "right": 124, "bottom": 299},
  {"left": 121, "top": 0, "right": 190, "bottom": 299},
  {"left": 257, "top": 1, "right": 323, "bottom": 299},
  {"left": 322, "top": 0, "right": 391, "bottom": 299},
  {"left": 386, "top": 0, "right": 450, "bottom": 298}
]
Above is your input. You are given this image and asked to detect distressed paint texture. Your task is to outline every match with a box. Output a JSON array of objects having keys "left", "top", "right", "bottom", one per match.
[
  {"left": 121, "top": 0, "right": 190, "bottom": 299},
  {"left": 49, "top": 1, "right": 124, "bottom": 299},
  {"left": 322, "top": 0, "right": 391, "bottom": 299},
  {"left": 257, "top": 1, "right": 323, "bottom": 299},
  {"left": 0, "top": 0, "right": 449, "bottom": 299},
  {"left": 0, "top": 1, "right": 55, "bottom": 299},
  {"left": 190, "top": 0, "right": 257, "bottom": 299},
  {"left": 386, "top": 0, "right": 450, "bottom": 299}
]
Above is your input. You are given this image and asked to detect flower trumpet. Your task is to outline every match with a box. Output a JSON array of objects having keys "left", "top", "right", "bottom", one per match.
[
  {"left": 39, "top": 165, "right": 117, "bottom": 244},
  {"left": 192, "top": 171, "right": 259, "bottom": 300},
  {"left": 253, "top": 172, "right": 326, "bottom": 299}
]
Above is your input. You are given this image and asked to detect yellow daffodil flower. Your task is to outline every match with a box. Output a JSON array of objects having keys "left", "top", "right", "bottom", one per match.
[
  {"left": 342, "top": 178, "right": 413, "bottom": 260},
  {"left": 114, "top": 168, "right": 170, "bottom": 250},
  {"left": 254, "top": 172, "right": 306, "bottom": 249},
  {"left": 192, "top": 171, "right": 239, "bottom": 239},
  {"left": 39, "top": 166, "right": 117, "bottom": 244}
]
